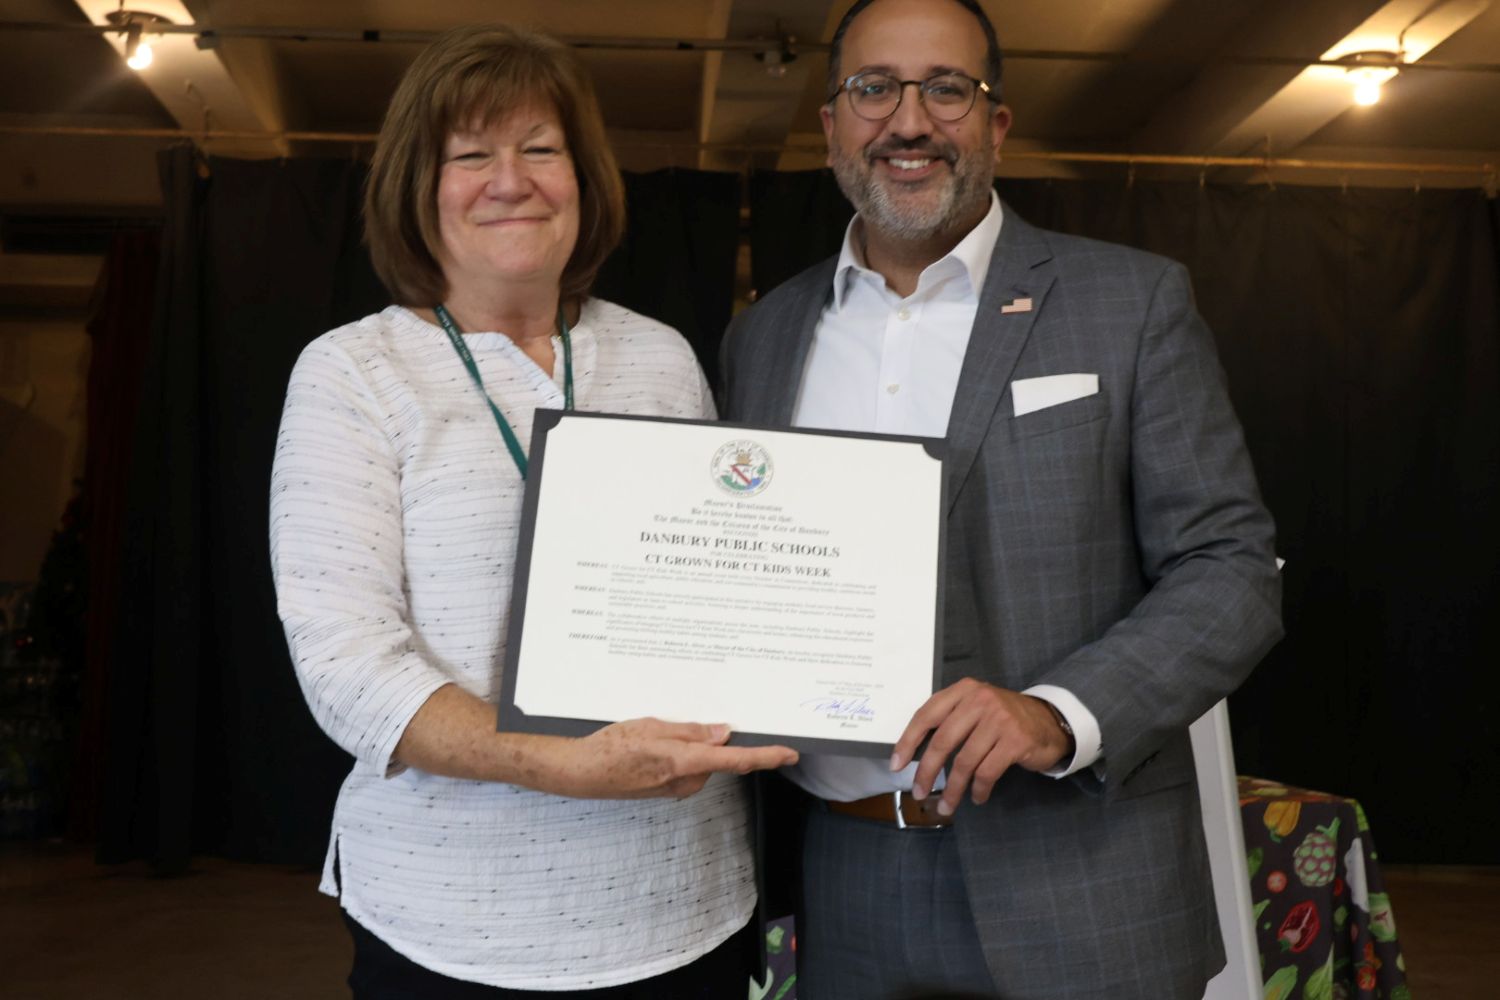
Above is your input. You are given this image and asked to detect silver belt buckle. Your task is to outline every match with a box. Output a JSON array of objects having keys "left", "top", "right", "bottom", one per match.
[{"left": 893, "top": 789, "right": 908, "bottom": 830}]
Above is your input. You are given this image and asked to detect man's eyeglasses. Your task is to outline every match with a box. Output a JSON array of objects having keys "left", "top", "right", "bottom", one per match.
[{"left": 828, "top": 72, "right": 997, "bottom": 123}]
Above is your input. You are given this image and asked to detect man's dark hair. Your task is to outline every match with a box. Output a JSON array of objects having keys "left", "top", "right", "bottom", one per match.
[{"left": 825, "top": 0, "right": 1004, "bottom": 101}]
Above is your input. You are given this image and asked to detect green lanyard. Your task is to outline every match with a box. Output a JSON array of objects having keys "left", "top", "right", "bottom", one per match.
[{"left": 434, "top": 303, "right": 574, "bottom": 480}]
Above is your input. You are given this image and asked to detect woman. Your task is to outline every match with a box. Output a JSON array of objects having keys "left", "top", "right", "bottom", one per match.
[{"left": 269, "top": 25, "right": 796, "bottom": 998}]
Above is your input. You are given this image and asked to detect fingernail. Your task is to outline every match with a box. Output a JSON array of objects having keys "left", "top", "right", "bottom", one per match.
[
  {"left": 889, "top": 752, "right": 902, "bottom": 771},
  {"left": 937, "top": 800, "right": 953, "bottom": 817},
  {"left": 710, "top": 724, "right": 730, "bottom": 740},
  {"left": 911, "top": 785, "right": 927, "bottom": 800}
]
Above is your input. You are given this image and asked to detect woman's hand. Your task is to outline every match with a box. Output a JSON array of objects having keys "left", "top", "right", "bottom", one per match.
[
  {"left": 393, "top": 684, "right": 797, "bottom": 798},
  {"left": 548, "top": 718, "right": 799, "bottom": 799}
]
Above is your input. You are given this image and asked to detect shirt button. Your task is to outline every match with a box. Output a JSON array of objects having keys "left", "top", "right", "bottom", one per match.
[
  {"left": 896, "top": 307, "right": 911, "bottom": 321},
  {"left": 886, "top": 383, "right": 900, "bottom": 394}
]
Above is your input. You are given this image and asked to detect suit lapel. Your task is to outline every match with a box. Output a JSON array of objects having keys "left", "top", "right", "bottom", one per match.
[
  {"left": 945, "top": 208, "right": 1056, "bottom": 514},
  {"left": 750, "top": 258, "right": 836, "bottom": 425}
]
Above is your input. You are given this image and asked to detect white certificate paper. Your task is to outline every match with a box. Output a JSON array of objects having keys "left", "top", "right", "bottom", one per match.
[{"left": 498, "top": 411, "right": 946, "bottom": 755}]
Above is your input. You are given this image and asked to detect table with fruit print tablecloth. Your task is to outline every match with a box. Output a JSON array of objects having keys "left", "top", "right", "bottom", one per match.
[{"left": 1239, "top": 777, "right": 1410, "bottom": 1000}]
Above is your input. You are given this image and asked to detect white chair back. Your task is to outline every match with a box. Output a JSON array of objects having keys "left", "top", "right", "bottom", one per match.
[{"left": 1190, "top": 700, "right": 1260, "bottom": 1000}]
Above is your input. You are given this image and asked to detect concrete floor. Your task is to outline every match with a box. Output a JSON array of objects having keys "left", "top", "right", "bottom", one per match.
[
  {"left": 2, "top": 841, "right": 1496, "bottom": 998},
  {"left": 2, "top": 842, "right": 348, "bottom": 1000},
  {"left": 1379, "top": 865, "right": 1500, "bottom": 1000}
]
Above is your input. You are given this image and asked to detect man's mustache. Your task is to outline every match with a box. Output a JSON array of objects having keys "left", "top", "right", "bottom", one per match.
[{"left": 864, "top": 140, "right": 956, "bottom": 164}]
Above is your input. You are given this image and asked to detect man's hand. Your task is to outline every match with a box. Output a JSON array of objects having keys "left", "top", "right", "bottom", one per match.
[
  {"left": 547, "top": 718, "right": 799, "bottom": 800},
  {"left": 890, "top": 679, "right": 1072, "bottom": 816}
]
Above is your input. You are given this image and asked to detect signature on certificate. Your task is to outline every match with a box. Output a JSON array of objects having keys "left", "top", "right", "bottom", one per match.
[{"left": 800, "top": 695, "right": 875, "bottom": 720}]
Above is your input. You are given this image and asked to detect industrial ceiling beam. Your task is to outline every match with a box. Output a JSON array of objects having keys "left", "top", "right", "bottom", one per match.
[
  {"left": 68, "top": 0, "right": 288, "bottom": 157},
  {"left": 1131, "top": 0, "right": 1491, "bottom": 165}
]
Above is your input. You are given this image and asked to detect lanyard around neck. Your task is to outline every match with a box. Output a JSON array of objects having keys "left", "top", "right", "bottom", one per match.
[{"left": 433, "top": 303, "right": 574, "bottom": 480}]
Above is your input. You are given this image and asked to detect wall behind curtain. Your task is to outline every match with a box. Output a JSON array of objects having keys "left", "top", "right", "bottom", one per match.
[
  {"left": 94, "top": 149, "right": 740, "bottom": 869},
  {"left": 751, "top": 172, "right": 1500, "bottom": 864},
  {"left": 71, "top": 230, "right": 159, "bottom": 841}
]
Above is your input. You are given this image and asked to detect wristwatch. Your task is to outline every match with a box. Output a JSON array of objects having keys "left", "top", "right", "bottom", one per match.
[{"left": 1040, "top": 699, "right": 1076, "bottom": 758}]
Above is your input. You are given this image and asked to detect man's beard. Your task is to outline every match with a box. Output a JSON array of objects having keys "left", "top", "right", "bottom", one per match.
[{"left": 829, "top": 136, "right": 993, "bottom": 243}]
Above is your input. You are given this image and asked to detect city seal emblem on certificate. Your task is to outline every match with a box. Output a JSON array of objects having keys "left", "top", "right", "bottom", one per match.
[{"left": 711, "top": 440, "right": 773, "bottom": 496}]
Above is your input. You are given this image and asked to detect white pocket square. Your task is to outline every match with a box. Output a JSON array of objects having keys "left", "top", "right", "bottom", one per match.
[{"left": 1011, "top": 374, "right": 1099, "bottom": 417}]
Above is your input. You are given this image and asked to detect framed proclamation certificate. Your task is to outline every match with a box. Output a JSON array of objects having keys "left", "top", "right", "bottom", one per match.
[{"left": 497, "top": 410, "right": 946, "bottom": 756}]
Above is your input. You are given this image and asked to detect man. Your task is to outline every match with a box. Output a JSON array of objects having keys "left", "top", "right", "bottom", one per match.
[{"left": 722, "top": 1, "right": 1284, "bottom": 997}]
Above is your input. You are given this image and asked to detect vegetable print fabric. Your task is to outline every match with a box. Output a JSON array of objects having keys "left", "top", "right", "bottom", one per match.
[{"left": 1239, "top": 777, "right": 1410, "bottom": 1000}]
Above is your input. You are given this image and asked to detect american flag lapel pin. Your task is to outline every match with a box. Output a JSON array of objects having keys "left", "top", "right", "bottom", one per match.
[{"left": 1000, "top": 296, "right": 1033, "bottom": 314}]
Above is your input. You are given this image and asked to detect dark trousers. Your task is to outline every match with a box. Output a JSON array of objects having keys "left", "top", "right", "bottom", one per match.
[
  {"left": 343, "top": 911, "right": 756, "bottom": 1000},
  {"left": 798, "top": 807, "right": 998, "bottom": 1000}
]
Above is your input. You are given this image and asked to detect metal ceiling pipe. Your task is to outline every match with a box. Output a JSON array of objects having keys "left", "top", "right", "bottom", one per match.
[{"left": 3, "top": 20, "right": 1500, "bottom": 72}]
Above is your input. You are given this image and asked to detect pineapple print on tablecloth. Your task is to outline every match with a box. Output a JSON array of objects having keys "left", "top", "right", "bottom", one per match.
[{"left": 1293, "top": 817, "right": 1340, "bottom": 887}]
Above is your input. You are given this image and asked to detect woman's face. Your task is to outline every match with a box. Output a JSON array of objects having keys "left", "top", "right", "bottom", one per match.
[{"left": 435, "top": 105, "right": 581, "bottom": 298}]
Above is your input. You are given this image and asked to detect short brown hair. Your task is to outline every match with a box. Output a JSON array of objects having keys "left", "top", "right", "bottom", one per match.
[{"left": 364, "top": 25, "right": 625, "bottom": 307}]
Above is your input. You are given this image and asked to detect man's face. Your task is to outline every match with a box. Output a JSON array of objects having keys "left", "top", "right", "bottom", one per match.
[{"left": 821, "top": 0, "right": 1011, "bottom": 244}]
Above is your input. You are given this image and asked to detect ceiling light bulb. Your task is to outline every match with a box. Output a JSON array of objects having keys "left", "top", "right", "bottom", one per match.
[
  {"left": 123, "top": 21, "right": 153, "bottom": 70},
  {"left": 126, "top": 39, "right": 153, "bottom": 70},
  {"left": 1343, "top": 54, "right": 1400, "bottom": 109}
]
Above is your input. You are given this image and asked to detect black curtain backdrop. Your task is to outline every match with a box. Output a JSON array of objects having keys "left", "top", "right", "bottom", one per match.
[
  {"left": 595, "top": 169, "right": 741, "bottom": 381},
  {"left": 100, "top": 149, "right": 384, "bottom": 870},
  {"left": 750, "top": 169, "right": 860, "bottom": 296},
  {"left": 96, "top": 150, "right": 744, "bottom": 870},
  {"left": 750, "top": 172, "right": 1500, "bottom": 864},
  {"left": 95, "top": 151, "right": 1499, "bottom": 868}
]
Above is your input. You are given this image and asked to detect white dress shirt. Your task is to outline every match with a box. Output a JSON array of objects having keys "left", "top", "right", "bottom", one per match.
[{"left": 785, "top": 192, "right": 1103, "bottom": 802}]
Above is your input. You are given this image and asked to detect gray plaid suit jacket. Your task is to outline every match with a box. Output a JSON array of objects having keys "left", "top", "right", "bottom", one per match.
[{"left": 723, "top": 207, "right": 1284, "bottom": 998}]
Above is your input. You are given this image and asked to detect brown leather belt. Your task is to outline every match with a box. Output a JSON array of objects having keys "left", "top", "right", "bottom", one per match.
[{"left": 825, "top": 790, "right": 952, "bottom": 829}]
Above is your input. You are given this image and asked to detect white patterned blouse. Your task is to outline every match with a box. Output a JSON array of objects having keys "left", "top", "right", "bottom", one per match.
[{"left": 269, "top": 302, "right": 752, "bottom": 990}]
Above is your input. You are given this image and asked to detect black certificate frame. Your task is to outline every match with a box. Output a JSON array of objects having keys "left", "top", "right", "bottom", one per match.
[{"left": 496, "top": 409, "right": 948, "bottom": 757}]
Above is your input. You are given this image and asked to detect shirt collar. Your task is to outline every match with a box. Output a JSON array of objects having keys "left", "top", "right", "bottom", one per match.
[{"left": 832, "top": 189, "right": 1004, "bottom": 310}]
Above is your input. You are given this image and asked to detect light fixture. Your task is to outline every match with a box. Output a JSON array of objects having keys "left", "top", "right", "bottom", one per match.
[
  {"left": 1343, "top": 51, "right": 1402, "bottom": 107},
  {"left": 106, "top": 8, "right": 172, "bottom": 73},
  {"left": 124, "top": 23, "right": 152, "bottom": 70},
  {"left": 754, "top": 32, "right": 797, "bottom": 79}
]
